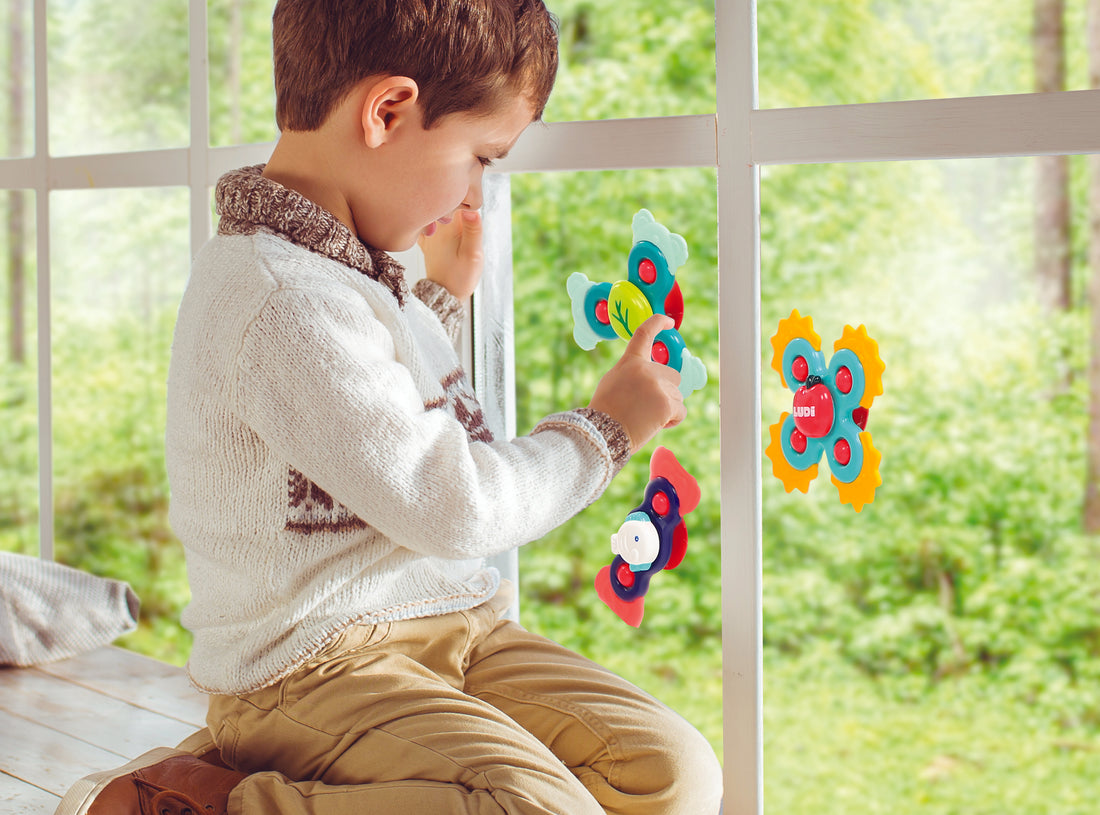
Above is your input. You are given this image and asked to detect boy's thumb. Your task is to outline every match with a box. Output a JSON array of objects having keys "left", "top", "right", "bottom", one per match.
[
  {"left": 458, "top": 209, "right": 483, "bottom": 252},
  {"left": 460, "top": 209, "right": 482, "bottom": 234},
  {"left": 623, "top": 314, "right": 673, "bottom": 359}
]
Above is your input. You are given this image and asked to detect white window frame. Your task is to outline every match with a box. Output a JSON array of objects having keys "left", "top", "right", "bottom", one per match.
[{"left": 4, "top": 0, "right": 1100, "bottom": 811}]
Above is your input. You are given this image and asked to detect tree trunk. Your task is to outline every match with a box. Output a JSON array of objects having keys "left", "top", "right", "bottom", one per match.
[
  {"left": 7, "top": 0, "right": 27, "bottom": 366},
  {"left": 1085, "top": 0, "right": 1100, "bottom": 533},
  {"left": 1034, "top": 0, "right": 1072, "bottom": 312}
]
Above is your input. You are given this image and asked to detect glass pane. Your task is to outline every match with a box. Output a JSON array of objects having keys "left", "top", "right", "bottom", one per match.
[
  {"left": 208, "top": 0, "right": 278, "bottom": 147},
  {"left": 759, "top": 0, "right": 1092, "bottom": 108},
  {"left": 47, "top": 0, "right": 189, "bottom": 155},
  {"left": 1, "top": 0, "right": 34, "bottom": 158},
  {"left": 543, "top": 0, "right": 716, "bottom": 121},
  {"left": 0, "top": 190, "right": 38, "bottom": 555},
  {"left": 761, "top": 157, "right": 1097, "bottom": 812},
  {"left": 511, "top": 167, "right": 722, "bottom": 758},
  {"left": 50, "top": 187, "right": 191, "bottom": 661}
]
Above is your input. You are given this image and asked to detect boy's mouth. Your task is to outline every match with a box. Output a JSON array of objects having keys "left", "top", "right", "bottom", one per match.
[{"left": 421, "top": 215, "right": 454, "bottom": 238}]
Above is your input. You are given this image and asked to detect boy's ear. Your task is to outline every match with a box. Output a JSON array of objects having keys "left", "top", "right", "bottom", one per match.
[{"left": 361, "top": 76, "right": 420, "bottom": 148}]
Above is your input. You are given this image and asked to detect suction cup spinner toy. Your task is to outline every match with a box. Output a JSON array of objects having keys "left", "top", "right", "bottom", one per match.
[
  {"left": 567, "top": 210, "right": 707, "bottom": 398},
  {"left": 764, "top": 309, "right": 885, "bottom": 512},
  {"left": 595, "top": 447, "right": 701, "bottom": 627}
]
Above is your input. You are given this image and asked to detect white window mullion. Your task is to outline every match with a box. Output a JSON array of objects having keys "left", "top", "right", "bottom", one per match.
[
  {"left": 716, "top": 0, "right": 763, "bottom": 813},
  {"left": 47, "top": 149, "right": 190, "bottom": 189},
  {"left": 0, "top": 157, "right": 35, "bottom": 187},
  {"left": 501, "top": 114, "right": 717, "bottom": 172},
  {"left": 33, "top": 0, "right": 52, "bottom": 561},
  {"left": 473, "top": 173, "right": 520, "bottom": 617},
  {"left": 750, "top": 88, "right": 1100, "bottom": 165},
  {"left": 208, "top": 143, "right": 276, "bottom": 185}
]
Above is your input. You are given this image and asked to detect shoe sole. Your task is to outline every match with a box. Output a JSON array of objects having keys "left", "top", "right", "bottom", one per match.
[{"left": 53, "top": 746, "right": 189, "bottom": 815}]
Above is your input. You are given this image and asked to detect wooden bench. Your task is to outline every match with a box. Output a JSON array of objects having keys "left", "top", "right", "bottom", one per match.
[{"left": 0, "top": 646, "right": 208, "bottom": 814}]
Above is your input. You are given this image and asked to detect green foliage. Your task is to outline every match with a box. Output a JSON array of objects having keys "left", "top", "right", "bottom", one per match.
[
  {"left": 547, "top": 0, "right": 716, "bottom": 121},
  {"left": 759, "top": 172, "right": 1100, "bottom": 729},
  {"left": 47, "top": 0, "right": 190, "bottom": 154},
  {"left": 758, "top": 0, "right": 1036, "bottom": 107},
  {"left": 0, "top": 359, "right": 38, "bottom": 555},
  {"left": 0, "top": 0, "right": 34, "bottom": 157},
  {"left": 51, "top": 306, "right": 192, "bottom": 663},
  {"left": 765, "top": 650, "right": 1100, "bottom": 815},
  {"left": 208, "top": 0, "right": 279, "bottom": 146},
  {"left": 3, "top": 0, "right": 1099, "bottom": 795}
]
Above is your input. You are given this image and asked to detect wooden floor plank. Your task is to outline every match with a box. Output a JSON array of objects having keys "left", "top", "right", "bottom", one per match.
[
  {"left": 0, "top": 772, "right": 59, "bottom": 815},
  {"left": 0, "top": 708, "right": 130, "bottom": 797},
  {"left": 0, "top": 668, "right": 198, "bottom": 757},
  {"left": 35, "top": 647, "right": 208, "bottom": 727},
  {"left": 0, "top": 648, "right": 216, "bottom": 809}
]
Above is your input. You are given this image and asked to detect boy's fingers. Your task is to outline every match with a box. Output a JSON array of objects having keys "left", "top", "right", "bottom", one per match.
[
  {"left": 458, "top": 210, "right": 483, "bottom": 254},
  {"left": 460, "top": 209, "right": 482, "bottom": 232},
  {"left": 666, "top": 394, "right": 687, "bottom": 427},
  {"left": 623, "top": 314, "right": 674, "bottom": 359}
]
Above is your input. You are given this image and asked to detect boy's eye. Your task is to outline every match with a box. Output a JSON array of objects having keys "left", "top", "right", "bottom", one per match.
[{"left": 477, "top": 156, "right": 496, "bottom": 168}]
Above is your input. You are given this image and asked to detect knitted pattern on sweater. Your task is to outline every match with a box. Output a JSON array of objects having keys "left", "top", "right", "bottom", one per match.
[{"left": 168, "top": 167, "right": 630, "bottom": 694}]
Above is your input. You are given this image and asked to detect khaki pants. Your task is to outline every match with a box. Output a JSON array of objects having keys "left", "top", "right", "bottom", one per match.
[{"left": 207, "top": 586, "right": 722, "bottom": 814}]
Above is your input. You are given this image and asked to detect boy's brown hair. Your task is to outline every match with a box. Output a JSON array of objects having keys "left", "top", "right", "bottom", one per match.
[{"left": 272, "top": 0, "right": 559, "bottom": 132}]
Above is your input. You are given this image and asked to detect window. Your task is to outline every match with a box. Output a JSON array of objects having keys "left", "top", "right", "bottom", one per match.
[
  {"left": 760, "top": 156, "right": 1093, "bottom": 812},
  {"left": 510, "top": 166, "right": 722, "bottom": 752},
  {"left": 715, "top": 2, "right": 1100, "bottom": 811},
  {"left": 0, "top": 1, "right": 271, "bottom": 661},
  {"left": 3, "top": 0, "right": 1099, "bottom": 810}
]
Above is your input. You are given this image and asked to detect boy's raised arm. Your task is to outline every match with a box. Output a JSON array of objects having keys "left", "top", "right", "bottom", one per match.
[
  {"left": 232, "top": 284, "right": 626, "bottom": 561},
  {"left": 588, "top": 314, "right": 686, "bottom": 454}
]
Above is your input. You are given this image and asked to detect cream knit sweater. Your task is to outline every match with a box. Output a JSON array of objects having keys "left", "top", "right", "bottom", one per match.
[{"left": 167, "top": 166, "right": 631, "bottom": 695}]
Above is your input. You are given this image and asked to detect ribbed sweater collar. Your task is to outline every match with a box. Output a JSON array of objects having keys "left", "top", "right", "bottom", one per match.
[{"left": 215, "top": 165, "right": 408, "bottom": 306}]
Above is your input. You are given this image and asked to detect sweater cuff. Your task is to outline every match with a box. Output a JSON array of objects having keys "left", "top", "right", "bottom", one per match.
[
  {"left": 572, "top": 408, "right": 632, "bottom": 470},
  {"left": 413, "top": 278, "right": 464, "bottom": 343}
]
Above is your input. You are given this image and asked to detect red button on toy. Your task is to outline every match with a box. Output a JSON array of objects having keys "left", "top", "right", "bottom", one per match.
[
  {"left": 790, "top": 428, "right": 807, "bottom": 454},
  {"left": 834, "top": 438, "right": 851, "bottom": 466},
  {"left": 835, "top": 366, "right": 853, "bottom": 394},
  {"left": 616, "top": 562, "right": 636, "bottom": 588}
]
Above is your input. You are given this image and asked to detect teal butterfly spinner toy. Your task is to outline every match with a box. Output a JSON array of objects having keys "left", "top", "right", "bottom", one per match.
[{"left": 566, "top": 209, "right": 708, "bottom": 398}]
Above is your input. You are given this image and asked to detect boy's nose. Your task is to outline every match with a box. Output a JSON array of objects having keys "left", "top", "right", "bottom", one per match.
[
  {"left": 463, "top": 188, "right": 483, "bottom": 212},
  {"left": 463, "top": 170, "right": 484, "bottom": 211}
]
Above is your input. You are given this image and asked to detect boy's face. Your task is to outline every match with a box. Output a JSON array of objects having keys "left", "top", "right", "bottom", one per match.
[{"left": 350, "top": 95, "right": 535, "bottom": 252}]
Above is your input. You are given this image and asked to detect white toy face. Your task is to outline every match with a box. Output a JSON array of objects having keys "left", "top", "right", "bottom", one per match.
[{"left": 610, "top": 515, "right": 659, "bottom": 571}]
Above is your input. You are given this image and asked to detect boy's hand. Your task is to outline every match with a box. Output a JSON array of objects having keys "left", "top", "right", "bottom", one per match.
[
  {"left": 418, "top": 210, "right": 484, "bottom": 301},
  {"left": 588, "top": 314, "right": 686, "bottom": 455}
]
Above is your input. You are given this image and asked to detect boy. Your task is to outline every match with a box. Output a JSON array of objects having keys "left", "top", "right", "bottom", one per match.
[{"left": 66, "top": 0, "right": 722, "bottom": 813}]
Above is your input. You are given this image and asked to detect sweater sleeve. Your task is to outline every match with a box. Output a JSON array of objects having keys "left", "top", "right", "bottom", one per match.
[
  {"left": 234, "top": 284, "right": 626, "bottom": 561},
  {"left": 412, "top": 278, "right": 465, "bottom": 344}
]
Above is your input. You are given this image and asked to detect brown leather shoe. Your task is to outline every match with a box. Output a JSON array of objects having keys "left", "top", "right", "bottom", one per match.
[{"left": 56, "top": 747, "right": 246, "bottom": 815}]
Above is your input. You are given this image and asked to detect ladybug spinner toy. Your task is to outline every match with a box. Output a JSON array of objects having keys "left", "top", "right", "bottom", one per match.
[
  {"left": 567, "top": 209, "right": 707, "bottom": 398},
  {"left": 595, "top": 447, "right": 701, "bottom": 627},
  {"left": 764, "top": 309, "right": 885, "bottom": 512}
]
